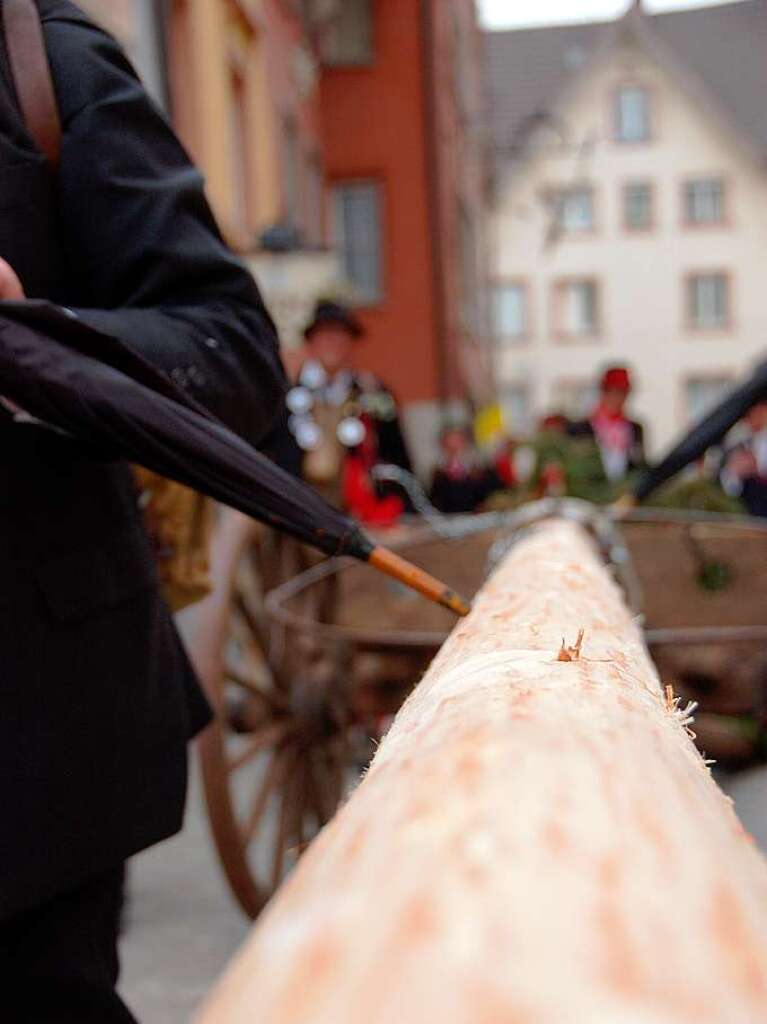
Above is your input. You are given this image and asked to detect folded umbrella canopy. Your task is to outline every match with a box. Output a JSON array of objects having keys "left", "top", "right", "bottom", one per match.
[
  {"left": 632, "top": 359, "right": 767, "bottom": 502},
  {"left": 0, "top": 301, "right": 469, "bottom": 617}
]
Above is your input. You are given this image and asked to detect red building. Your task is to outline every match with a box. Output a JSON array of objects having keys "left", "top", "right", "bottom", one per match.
[{"left": 315, "top": 0, "right": 492, "bottom": 469}]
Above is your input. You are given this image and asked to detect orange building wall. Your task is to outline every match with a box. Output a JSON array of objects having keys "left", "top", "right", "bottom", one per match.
[
  {"left": 165, "top": 0, "right": 323, "bottom": 248},
  {"left": 261, "top": 1, "right": 321, "bottom": 151},
  {"left": 319, "top": 0, "right": 439, "bottom": 405}
]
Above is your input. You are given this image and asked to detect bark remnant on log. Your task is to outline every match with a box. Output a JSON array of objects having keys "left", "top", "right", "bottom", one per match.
[{"left": 198, "top": 520, "right": 767, "bottom": 1024}]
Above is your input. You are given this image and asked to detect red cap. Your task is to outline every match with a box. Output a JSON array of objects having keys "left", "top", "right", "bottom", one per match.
[{"left": 601, "top": 366, "right": 631, "bottom": 393}]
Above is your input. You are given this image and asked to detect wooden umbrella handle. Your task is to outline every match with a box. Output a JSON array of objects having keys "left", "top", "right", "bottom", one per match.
[{"left": 368, "top": 546, "right": 471, "bottom": 617}]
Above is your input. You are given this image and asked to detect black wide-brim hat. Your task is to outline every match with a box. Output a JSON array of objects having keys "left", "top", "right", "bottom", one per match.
[{"left": 303, "top": 300, "right": 364, "bottom": 340}]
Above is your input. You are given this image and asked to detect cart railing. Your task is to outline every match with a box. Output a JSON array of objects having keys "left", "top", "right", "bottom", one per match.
[{"left": 266, "top": 497, "right": 767, "bottom": 648}]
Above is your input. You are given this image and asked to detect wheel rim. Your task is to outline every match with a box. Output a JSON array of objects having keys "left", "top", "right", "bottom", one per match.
[{"left": 189, "top": 511, "right": 350, "bottom": 919}]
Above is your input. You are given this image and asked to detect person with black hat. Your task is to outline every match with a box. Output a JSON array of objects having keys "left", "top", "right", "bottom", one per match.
[{"left": 284, "top": 300, "right": 412, "bottom": 524}]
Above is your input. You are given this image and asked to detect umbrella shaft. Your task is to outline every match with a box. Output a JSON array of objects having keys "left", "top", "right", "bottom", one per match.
[{"left": 368, "top": 546, "right": 470, "bottom": 618}]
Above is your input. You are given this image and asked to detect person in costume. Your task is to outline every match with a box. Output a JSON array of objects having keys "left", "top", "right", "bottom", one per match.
[
  {"left": 492, "top": 436, "right": 518, "bottom": 490},
  {"left": 629, "top": 359, "right": 767, "bottom": 508},
  {"left": 568, "top": 365, "right": 646, "bottom": 483},
  {"left": 429, "top": 424, "right": 499, "bottom": 514},
  {"left": 285, "top": 301, "right": 412, "bottom": 525},
  {"left": 720, "top": 402, "right": 767, "bottom": 517}
]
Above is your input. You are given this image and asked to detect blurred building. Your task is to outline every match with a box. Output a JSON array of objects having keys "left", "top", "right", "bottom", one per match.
[
  {"left": 68, "top": 0, "right": 493, "bottom": 473},
  {"left": 77, "top": 0, "right": 339, "bottom": 356},
  {"left": 485, "top": 0, "right": 767, "bottom": 454},
  {"left": 164, "top": 2, "right": 320, "bottom": 249},
  {"left": 317, "top": 0, "right": 493, "bottom": 469},
  {"left": 165, "top": 1, "right": 343, "bottom": 353},
  {"left": 76, "top": 0, "right": 166, "bottom": 105}
]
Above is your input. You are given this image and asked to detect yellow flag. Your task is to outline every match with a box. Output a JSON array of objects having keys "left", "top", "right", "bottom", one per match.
[{"left": 474, "top": 403, "right": 504, "bottom": 447}]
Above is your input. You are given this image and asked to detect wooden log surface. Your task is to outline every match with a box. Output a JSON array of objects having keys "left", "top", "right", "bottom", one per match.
[{"left": 198, "top": 520, "right": 767, "bottom": 1024}]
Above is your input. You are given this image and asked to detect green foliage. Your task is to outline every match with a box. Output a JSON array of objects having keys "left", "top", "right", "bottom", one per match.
[
  {"left": 531, "top": 431, "right": 630, "bottom": 504},
  {"left": 485, "top": 432, "right": 745, "bottom": 514},
  {"left": 646, "top": 477, "right": 745, "bottom": 515},
  {"left": 697, "top": 560, "right": 734, "bottom": 592}
]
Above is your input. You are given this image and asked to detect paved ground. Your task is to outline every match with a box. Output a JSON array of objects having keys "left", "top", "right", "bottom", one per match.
[
  {"left": 119, "top": 762, "right": 250, "bottom": 1023},
  {"left": 720, "top": 765, "right": 767, "bottom": 850},
  {"left": 118, "top": 755, "right": 767, "bottom": 1023}
]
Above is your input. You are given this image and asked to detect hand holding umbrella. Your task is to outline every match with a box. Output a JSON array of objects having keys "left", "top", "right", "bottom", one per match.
[{"left": 0, "top": 301, "right": 470, "bottom": 618}]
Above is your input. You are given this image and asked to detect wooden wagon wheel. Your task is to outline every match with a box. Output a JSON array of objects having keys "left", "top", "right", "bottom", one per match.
[{"left": 179, "top": 508, "right": 351, "bottom": 919}]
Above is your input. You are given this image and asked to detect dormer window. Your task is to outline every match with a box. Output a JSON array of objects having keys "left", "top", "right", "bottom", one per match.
[
  {"left": 319, "top": 0, "right": 373, "bottom": 66},
  {"left": 615, "top": 85, "right": 650, "bottom": 142}
]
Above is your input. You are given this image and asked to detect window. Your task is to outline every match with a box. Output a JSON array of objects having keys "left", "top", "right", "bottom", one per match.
[
  {"left": 283, "top": 118, "right": 301, "bottom": 230},
  {"left": 320, "top": 0, "right": 373, "bottom": 66},
  {"left": 615, "top": 86, "right": 650, "bottom": 142},
  {"left": 685, "top": 377, "right": 733, "bottom": 424},
  {"left": 451, "top": 5, "right": 474, "bottom": 123},
  {"left": 501, "top": 384, "right": 532, "bottom": 434},
  {"left": 168, "top": 1, "right": 197, "bottom": 155},
  {"left": 685, "top": 178, "right": 724, "bottom": 225},
  {"left": 492, "top": 283, "right": 527, "bottom": 343},
  {"left": 688, "top": 273, "right": 730, "bottom": 329},
  {"left": 306, "top": 156, "right": 324, "bottom": 246},
  {"left": 332, "top": 181, "right": 382, "bottom": 303},
  {"left": 229, "top": 70, "right": 252, "bottom": 234},
  {"left": 624, "top": 182, "right": 653, "bottom": 230},
  {"left": 459, "top": 204, "right": 479, "bottom": 333},
  {"left": 555, "top": 280, "right": 599, "bottom": 337},
  {"left": 552, "top": 187, "right": 594, "bottom": 232},
  {"left": 565, "top": 45, "right": 587, "bottom": 70}
]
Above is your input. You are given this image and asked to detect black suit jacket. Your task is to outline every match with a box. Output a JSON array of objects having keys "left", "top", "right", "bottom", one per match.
[
  {"left": 0, "top": 0, "right": 286, "bottom": 919},
  {"left": 568, "top": 417, "right": 646, "bottom": 475}
]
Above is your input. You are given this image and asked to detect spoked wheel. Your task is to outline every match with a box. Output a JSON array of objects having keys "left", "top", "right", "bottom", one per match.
[{"left": 180, "top": 508, "right": 351, "bottom": 919}]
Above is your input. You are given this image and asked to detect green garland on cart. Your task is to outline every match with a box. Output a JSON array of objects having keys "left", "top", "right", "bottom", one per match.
[{"left": 486, "top": 431, "right": 745, "bottom": 514}]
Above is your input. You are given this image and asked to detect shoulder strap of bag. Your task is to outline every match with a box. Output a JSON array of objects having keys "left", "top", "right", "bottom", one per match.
[{"left": 2, "top": 0, "right": 61, "bottom": 168}]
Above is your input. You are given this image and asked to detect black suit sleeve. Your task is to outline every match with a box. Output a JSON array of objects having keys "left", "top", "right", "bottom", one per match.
[
  {"left": 376, "top": 415, "right": 412, "bottom": 473},
  {"left": 630, "top": 421, "right": 646, "bottom": 471},
  {"left": 566, "top": 419, "right": 592, "bottom": 439},
  {"left": 40, "top": 4, "right": 286, "bottom": 446}
]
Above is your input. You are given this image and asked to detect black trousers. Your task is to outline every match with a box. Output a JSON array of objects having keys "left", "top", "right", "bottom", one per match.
[{"left": 0, "top": 865, "right": 138, "bottom": 1023}]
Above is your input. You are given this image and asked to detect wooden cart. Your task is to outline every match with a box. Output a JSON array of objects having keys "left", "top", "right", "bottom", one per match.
[{"left": 180, "top": 501, "right": 767, "bottom": 918}]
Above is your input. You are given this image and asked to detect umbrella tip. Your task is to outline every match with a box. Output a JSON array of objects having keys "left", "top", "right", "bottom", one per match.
[{"left": 441, "top": 589, "right": 472, "bottom": 617}]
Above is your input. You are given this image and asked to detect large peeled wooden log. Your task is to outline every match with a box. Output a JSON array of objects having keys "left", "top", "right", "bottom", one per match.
[{"left": 198, "top": 520, "right": 767, "bottom": 1023}]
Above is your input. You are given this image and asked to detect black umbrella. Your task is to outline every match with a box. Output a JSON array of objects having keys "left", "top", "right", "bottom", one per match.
[
  {"left": 0, "top": 301, "right": 469, "bottom": 617},
  {"left": 633, "top": 360, "right": 767, "bottom": 502}
]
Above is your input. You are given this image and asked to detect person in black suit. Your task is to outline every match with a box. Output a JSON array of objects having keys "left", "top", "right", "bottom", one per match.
[
  {"left": 429, "top": 424, "right": 499, "bottom": 514},
  {"left": 0, "top": 2, "right": 286, "bottom": 1020},
  {"left": 720, "top": 402, "right": 767, "bottom": 517}
]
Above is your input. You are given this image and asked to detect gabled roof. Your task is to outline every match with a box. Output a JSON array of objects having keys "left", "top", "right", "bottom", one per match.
[{"left": 484, "top": 1, "right": 767, "bottom": 165}]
